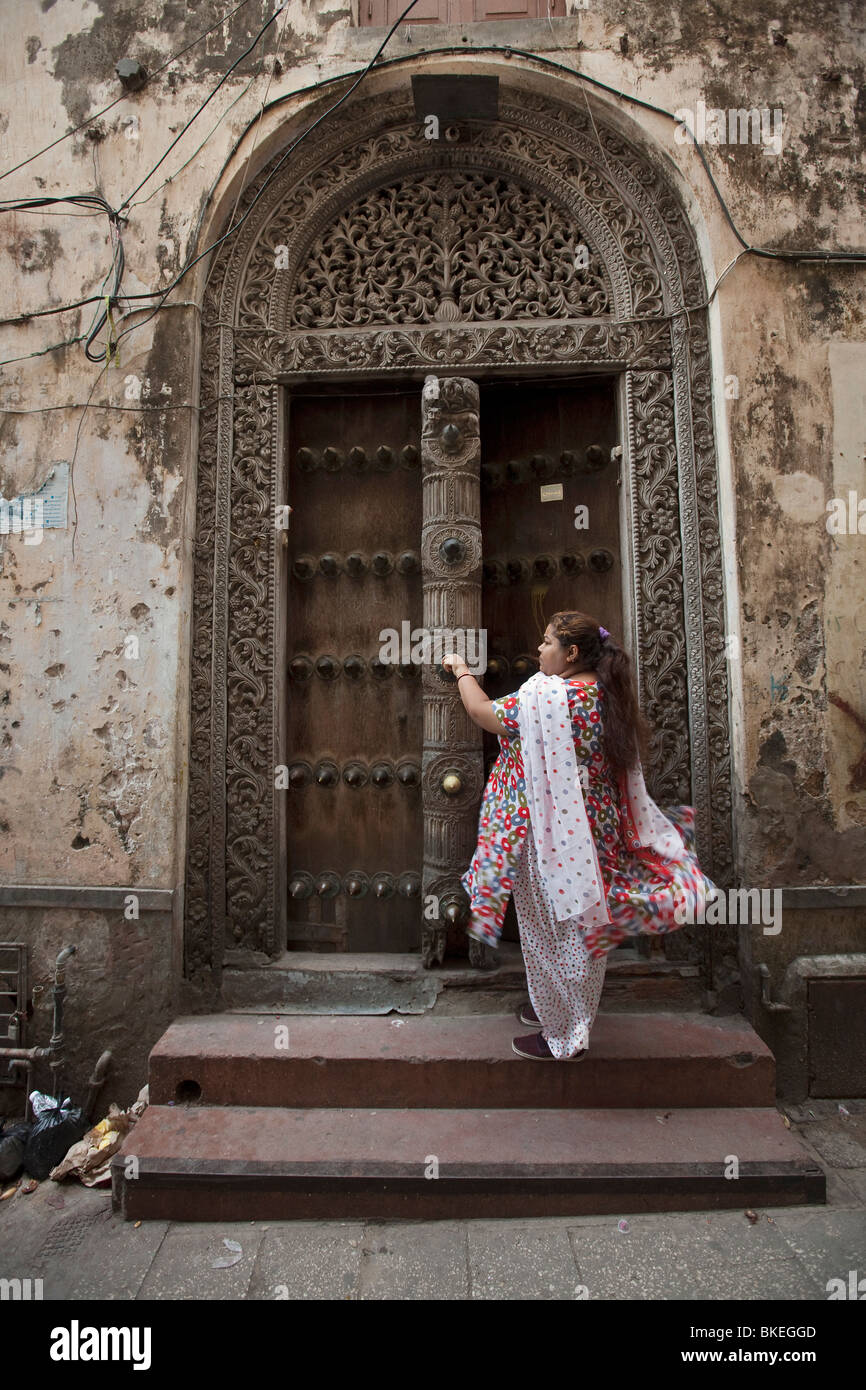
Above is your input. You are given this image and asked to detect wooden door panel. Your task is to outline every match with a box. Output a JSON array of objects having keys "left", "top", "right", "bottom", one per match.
[
  {"left": 285, "top": 378, "right": 619, "bottom": 955},
  {"left": 479, "top": 377, "right": 620, "bottom": 943},
  {"left": 479, "top": 376, "right": 621, "bottom": 720},
  {"left": 286, "top": 392, "right": 423, "bottom": 951}
]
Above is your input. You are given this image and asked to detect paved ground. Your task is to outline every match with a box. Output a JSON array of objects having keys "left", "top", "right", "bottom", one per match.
[{"left": 1, "top": 1099, "right": 864, "bottom": 1300}]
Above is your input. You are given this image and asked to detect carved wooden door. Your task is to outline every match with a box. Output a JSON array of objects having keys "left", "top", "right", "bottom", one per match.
[{"left": 285, "top": 376, "right": 619, "bottom": 957}]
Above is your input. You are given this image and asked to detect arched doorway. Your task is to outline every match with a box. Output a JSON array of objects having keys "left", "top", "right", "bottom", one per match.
[{"left": 183, "top": 79, "right": 733, "bottom": 991}]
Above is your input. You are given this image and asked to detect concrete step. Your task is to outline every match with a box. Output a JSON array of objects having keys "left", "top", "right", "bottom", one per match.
[
  {"left": 149, "top": 1011, "right": 775, "bottom": 1110},
  {"left": 112, "top": 1103, "right": 825, "bottom": 1222},
  {"left": 220, "top": 944, "right": 703, "bottom": 1015}
]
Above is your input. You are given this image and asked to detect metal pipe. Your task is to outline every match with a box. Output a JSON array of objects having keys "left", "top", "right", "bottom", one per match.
[
  {"left": 47, "top": 945, "right": 77, "bottom": 1099},
  {"left": 757, "top": 962, "right": 793, "bottom": 1012},
  {"left": 85, "top": 1050, "right": 113, "bottom": 1121}
]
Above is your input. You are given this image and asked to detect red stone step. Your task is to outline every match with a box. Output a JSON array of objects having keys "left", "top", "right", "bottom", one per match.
[
  {"left": 149, "top": 1012, "right": 776, "bottom": 1110},
  {"left": 112, "top": 1103, "right": 824, "bottom": 1222}
]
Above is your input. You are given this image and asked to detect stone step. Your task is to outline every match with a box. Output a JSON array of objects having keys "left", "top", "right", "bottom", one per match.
[
  {"left": 220, "top": 944, "right": 703, "bottom": 1015},
  {"left": 149, "top": 1011, "right": 775, "bottom": 1110},
  {"left": 112, "top": 1104, "right": 824, "bottom": 1222}
]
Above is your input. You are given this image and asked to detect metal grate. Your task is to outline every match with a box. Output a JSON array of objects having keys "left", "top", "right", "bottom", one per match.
[{"left": 0, "top": 942, "right": 27, "bottom": 1043}]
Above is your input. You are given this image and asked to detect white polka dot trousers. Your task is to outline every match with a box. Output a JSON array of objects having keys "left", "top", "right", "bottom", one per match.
[{"left": 512, "top": 825, "right": 607, "bottom": 1058}]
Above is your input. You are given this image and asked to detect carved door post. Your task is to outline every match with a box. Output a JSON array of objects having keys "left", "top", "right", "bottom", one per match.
[{"left": 420, "top": 376, "right": 487, "bottom": 968}]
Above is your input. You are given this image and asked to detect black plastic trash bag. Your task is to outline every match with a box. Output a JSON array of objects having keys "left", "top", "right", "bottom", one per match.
[
  {"left": 0, "top": 1119, "right": 32, "bottom": 1180},
  {"left": 23, "top": 1092, "right": 89, "bottom": 1181}
]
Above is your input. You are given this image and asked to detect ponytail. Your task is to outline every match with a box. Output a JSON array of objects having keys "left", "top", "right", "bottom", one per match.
[{"left": 548, "top": 611, "right": 652, "bottom": 776}]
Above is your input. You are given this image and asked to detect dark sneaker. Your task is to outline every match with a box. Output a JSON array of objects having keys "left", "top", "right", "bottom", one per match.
[
  {"left": 519, "top": 1001, "right": 540, "bottom": 1026},
  {"left": 511, "top": 1033, "right": 587, "bottom": 1061}
]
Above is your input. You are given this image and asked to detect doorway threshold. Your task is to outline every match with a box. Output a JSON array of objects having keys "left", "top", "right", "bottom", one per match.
[
  {"left": 221, "top": 943, "right": 704, "bottom": 1015},
  {"left": 222, "top": 942, "right": 527, "bottom": 1015}
]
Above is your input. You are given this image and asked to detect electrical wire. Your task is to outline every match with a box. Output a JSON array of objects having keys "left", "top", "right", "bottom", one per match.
[
  {"left": 1, "top": 24, "right": 864, "bottom": 372},
  {"left": 117, "top": 2, "right": 287, "bottom": 212},
  {"left": 108, "top": 0, "right": 431, "bottom": 357},
  {"left": 125, "top": 70, "right": 261, "bottom": 214}
]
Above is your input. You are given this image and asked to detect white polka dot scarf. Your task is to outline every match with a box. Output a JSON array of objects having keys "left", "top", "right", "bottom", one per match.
[{"left": 516, "top": 671, "right": 687, "bottom": 927}]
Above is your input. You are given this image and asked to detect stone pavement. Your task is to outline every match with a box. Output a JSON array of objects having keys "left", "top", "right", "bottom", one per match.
[{"left": 1, "top": 1099, "right": 864, "bottom": 1301}]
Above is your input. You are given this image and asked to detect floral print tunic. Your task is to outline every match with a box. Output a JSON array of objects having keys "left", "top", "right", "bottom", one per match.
[{"left": 461, "top": 677, "right": 714, "bottom": 958}]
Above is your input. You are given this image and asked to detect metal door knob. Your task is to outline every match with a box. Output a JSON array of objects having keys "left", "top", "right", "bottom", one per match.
[
  {"left": 292, "top": 556, "right": 316, "bottom": 580},
  {"left": 530, "top": 454, "right": 554, "bottom": 479},
  {"left": 443, "top": 899, "right": 467, "bottom": 926},
  {"left": 289, "top": 655, "right": 313, "bottom": 680},
  {"left": 398, "top": 872, "right": 421, "bottom": 898},
  {"left": 589, "top": 548, "right": 614, "bottom": 573},
  {"left": 440, "top": 537, "right": 465, "bottom": 564},
  {"left": 371, "top": 873, "right": 395, "bottom": 899},
  {"left": 442, "top": 773, "right": 462, "bottom": 795},
  {"left": 371, "top": 551, "right": 393, "bottom": 576},
  {"left": 288, "top": 873, "right": 313, "bottom": 898},
  {"left": 560, "top": 553, "right": 584, "bottom": 576}
]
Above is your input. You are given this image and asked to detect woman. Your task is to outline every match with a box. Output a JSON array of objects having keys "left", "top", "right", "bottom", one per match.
[{"left": 442, "top": 612, "right": 715, "bottom": 1062}]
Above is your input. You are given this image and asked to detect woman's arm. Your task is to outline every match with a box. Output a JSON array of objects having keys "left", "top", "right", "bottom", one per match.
[{"left": 441, "top": 654, "right": 506, "bottom": 735}]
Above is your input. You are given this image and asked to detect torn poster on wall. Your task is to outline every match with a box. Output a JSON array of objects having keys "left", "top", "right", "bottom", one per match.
[{"left": 0, "top": 462, "right": 69, "bottom": 542}]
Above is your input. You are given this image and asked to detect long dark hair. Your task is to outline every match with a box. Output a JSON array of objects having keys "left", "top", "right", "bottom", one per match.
[{"left": 548, "top": 610, "right": 652, "bottom": 776}]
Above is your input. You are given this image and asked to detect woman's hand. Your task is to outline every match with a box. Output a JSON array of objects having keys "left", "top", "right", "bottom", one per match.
[{"left": 441, "top": 654, "right": 504, "bottom": 734}]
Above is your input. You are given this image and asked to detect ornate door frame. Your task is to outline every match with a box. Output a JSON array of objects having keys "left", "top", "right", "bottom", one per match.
[{"left": 184, "top": 80, "right": 733, "bottom": 988}]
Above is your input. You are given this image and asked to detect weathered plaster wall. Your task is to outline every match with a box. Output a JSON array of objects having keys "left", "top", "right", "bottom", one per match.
[{"left": 0, "top": 0, "right": 863, "bottom": 1098}]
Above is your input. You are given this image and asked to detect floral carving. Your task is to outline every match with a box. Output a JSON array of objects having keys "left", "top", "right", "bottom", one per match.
[{"left": 289, "top": 171, "right": 609, "bottom": 328}]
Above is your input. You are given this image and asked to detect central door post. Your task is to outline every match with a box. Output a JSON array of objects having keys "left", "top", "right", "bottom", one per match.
[{"left": 419, "top": 376, "right": 489, "bottom": 968}]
